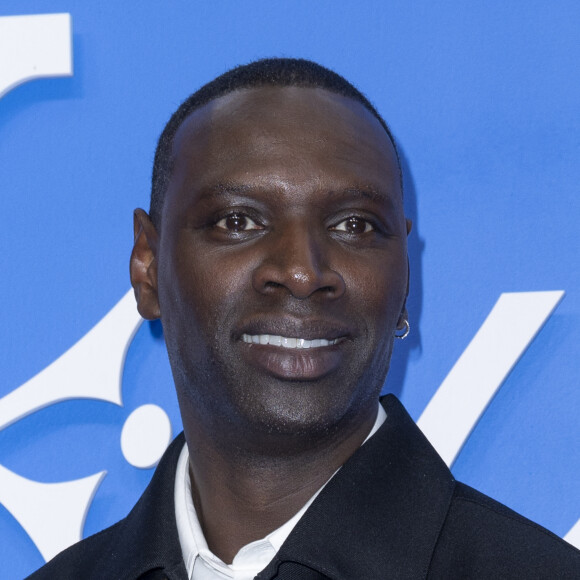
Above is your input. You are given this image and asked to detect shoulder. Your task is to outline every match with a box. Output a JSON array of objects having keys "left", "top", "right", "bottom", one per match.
[
  {"left": 25, "top": 520, "right": 124, "bottom": 579},
  {"left": 429, "top": 482, "right": 580, "bottom": 578}
]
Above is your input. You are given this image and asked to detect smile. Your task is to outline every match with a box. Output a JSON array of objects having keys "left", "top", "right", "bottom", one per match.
[{"left": 241, "top": 334, "right": 341, "bottom": 349}]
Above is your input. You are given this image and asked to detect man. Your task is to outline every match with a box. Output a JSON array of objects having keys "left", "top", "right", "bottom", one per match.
[{"left": 30, "top": 58, "right": 580, "bottom": 579}]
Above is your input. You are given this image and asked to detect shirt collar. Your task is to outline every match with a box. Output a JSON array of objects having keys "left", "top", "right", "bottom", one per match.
[{"left": 175, "top": 403, "right": 387, "bottom": 579}]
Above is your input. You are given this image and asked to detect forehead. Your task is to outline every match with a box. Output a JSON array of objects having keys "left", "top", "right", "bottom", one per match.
[{"left": 167, "top": 86, "right": 401, "bottom": 209}]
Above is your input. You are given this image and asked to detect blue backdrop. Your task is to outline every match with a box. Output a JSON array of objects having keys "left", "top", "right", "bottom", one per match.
[{"left": 1, "top": 2, "right": 579, "bottom": 578}]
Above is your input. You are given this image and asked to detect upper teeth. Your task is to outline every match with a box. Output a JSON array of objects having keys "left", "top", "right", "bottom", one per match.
[{"left": 242, "top": 334, "right": 339, "bottom": 349}]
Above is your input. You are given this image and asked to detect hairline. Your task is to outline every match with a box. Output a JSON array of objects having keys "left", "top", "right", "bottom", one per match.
[{"left": 150, "top": 61, "right": 403, "bottom": 228}]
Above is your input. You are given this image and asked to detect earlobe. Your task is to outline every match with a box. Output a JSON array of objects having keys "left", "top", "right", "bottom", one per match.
[
  {"left": 395, "top": 303, "right": 410, "bottom": 339},
  {"left": 130, "top": 208, "right": 161, "bottom": 320},
  {"left": 397, "top": 308, "right": 409, "bottom": 330}
]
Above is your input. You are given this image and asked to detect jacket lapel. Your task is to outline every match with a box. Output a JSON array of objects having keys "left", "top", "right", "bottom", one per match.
[{"left": 258, "top": 395, "right": 456, "bottom": 580}]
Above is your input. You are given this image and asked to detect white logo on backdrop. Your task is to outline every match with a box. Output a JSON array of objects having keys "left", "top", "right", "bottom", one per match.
[
  {"left": 0, "top": 14, "right": 172, "bottom": 562},
  {"left": 0, "top": 13, "right": 578, "bottom": 562},
  {"left": 0, "top": 13, "right": 72, "bottom": 99}
]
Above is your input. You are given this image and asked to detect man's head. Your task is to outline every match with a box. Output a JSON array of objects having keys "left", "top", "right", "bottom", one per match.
[
  {"left": 131, "top": 59, "right": 410, "bottom": 455},
  {"left": 149, "top": 58, "right": 402, "bottom": 229}
]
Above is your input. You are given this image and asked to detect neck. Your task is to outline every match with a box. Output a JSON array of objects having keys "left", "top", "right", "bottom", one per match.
[{"left": 182, "top": 403, "right": 379, "bottom": 564}]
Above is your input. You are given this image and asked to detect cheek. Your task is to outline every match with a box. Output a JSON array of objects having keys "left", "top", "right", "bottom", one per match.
[
  {"left": 343, "top": 257, "right": 407, "bottom": 322},
  {"left": 159, "top": 244, "right": 252, "bottom": 329},
  {"left": 194, "top": 248, "right": 256, "bottom": 305}
]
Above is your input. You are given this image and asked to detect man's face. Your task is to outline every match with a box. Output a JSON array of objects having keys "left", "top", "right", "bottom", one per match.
[{"left": 154, "top": 87, "right": 409, "bottom": 444}]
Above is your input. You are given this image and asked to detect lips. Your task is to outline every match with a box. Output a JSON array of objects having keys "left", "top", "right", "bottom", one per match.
[{"left": 237, "top": 317, "right": 353, "bottom": 380}]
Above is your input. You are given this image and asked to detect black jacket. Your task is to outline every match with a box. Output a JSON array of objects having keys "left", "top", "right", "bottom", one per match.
[{"left": 28, "top": 395, "right": 580, "bottom": 579}]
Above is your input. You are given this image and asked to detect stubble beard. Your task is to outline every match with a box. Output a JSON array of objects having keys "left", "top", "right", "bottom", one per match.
[{"left": 169, "top": 328, "right": 393, "bottom": 462}]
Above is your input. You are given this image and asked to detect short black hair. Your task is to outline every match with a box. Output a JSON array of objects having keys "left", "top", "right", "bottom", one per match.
[{"left": 150, "top": 57, "right": 400, "bottom": 227}]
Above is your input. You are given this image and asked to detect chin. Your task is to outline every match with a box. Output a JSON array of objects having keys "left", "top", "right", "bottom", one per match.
[{"left": 223, "top": 372, "right": 375, "bottom": 444}]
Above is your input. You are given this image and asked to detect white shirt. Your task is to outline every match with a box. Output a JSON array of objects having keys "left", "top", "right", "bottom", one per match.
[{"left": 175, "top": 404, "right": 387, "bottom": 580}]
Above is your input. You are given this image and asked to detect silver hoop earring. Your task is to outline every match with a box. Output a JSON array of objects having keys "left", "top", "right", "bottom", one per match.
[{"left": 395, "top": 319, "right": 410, "bottom": 340}]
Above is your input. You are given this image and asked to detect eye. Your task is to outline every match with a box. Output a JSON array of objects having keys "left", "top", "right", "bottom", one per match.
[
  {"left": 215, "top": 213, "right": 262, "bottom": 232},
  {"left": 331, "top": 216, "right": 374, "bottom": 235}
]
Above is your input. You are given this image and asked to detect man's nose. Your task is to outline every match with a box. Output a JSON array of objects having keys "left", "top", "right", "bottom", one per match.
[{"left": 252, "top": 224, "right": 346, "bottom": 300}]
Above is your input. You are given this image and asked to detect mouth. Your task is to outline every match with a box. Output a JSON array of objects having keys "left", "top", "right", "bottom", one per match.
[
  {"left": 238, "top": 320, "right": 351, "bottom": 380},
  {"left": 241, "top": 334, "right": 342, "bottom": 349}
]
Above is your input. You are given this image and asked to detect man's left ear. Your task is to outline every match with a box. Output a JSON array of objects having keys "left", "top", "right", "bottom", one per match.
[
  {"left": 130, "top": 208, "right": 161, "bottom": 320},
  {"left": 397, "top": 219, "right": 412, "bottom": 332}
]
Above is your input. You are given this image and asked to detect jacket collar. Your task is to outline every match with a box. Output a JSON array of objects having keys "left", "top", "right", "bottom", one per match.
[
  {"left": 103, "top": 395, "right": 454, "bottom": 580},
  {"left": 258, "top": 395, "right": 456, "bottom": 580},
  {"left": 98, "top": 432, "right": 189, "bottom": 579}
]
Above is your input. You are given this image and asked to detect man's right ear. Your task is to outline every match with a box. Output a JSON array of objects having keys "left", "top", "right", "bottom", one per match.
[{"left": 130, "top": 208, "right": 161, "bottom": 320}]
